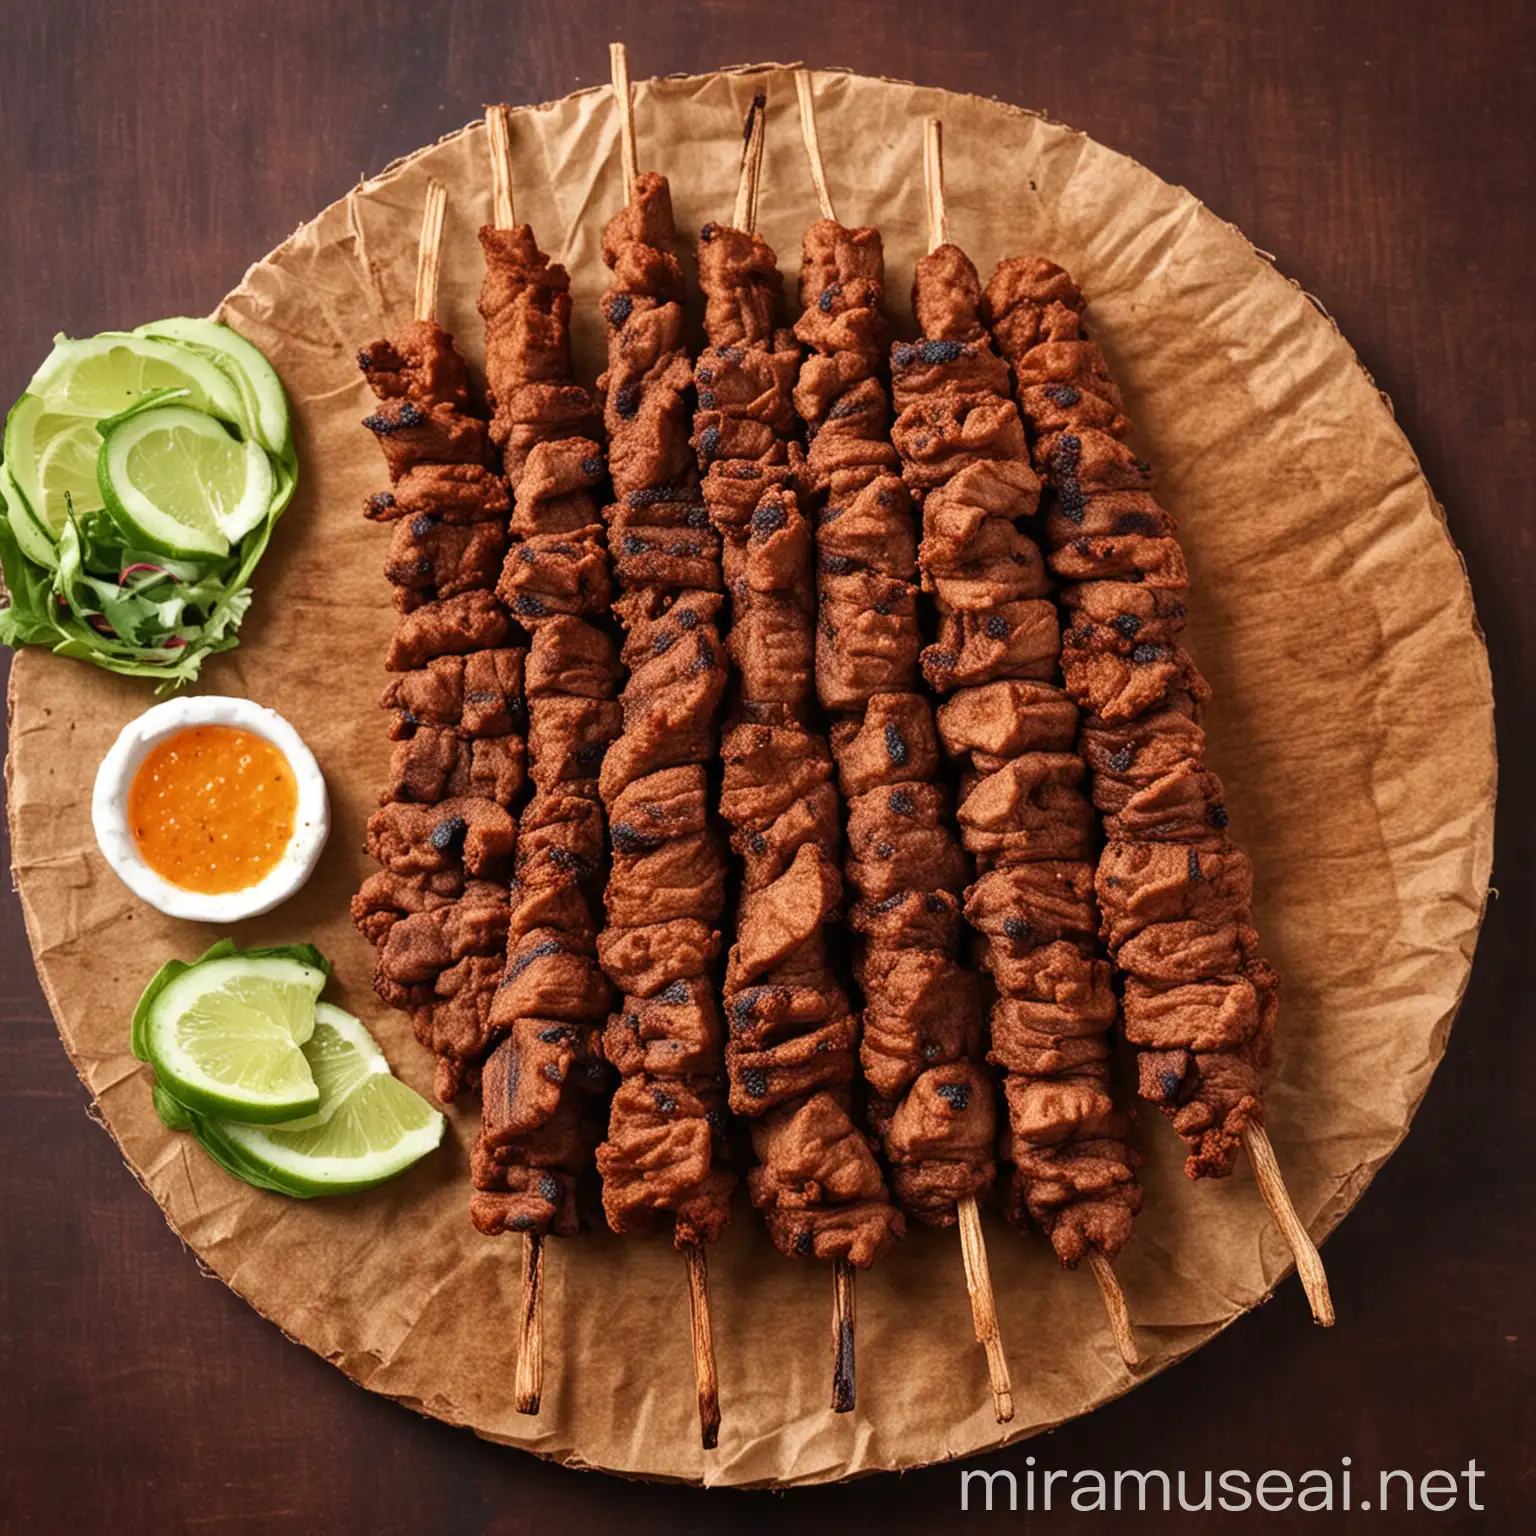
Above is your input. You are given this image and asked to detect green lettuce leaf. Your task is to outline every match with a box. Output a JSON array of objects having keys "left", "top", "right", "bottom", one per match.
[{"left": 0, "top": 511, "right": 62, "bottom": 647}]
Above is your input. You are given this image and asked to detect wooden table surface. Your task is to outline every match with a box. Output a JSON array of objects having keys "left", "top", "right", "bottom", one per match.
[{"left": 2, "top": 2, "right": 1530, "bottom": 1531}]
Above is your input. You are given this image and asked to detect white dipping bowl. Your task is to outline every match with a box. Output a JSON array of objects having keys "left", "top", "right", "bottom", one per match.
[{"left": 92, "top": 696, "right": 329, "bottom": 923}]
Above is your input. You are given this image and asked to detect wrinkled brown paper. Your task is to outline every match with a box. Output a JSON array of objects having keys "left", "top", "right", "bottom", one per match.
[{"left": 4, "top": 66, "right": 1495, "bottom": 1487}]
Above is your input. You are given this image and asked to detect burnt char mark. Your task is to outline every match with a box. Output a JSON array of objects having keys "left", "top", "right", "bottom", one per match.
[
  {"left": 429, "top": 815, "right": 468, "bottom": 854},
  {"left": 832, "top": 1304, "right": 856, "bottom": 1413},
  {"left": 363, "top": 401, "right": 424, "bottom": 434},
  {"left": 936, "top": 1082, "right": 971, "bottom": 1111}
]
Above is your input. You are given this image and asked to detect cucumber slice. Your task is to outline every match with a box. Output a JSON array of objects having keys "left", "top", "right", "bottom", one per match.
[
  {"left": 135, "top": 318, "right": 292, "bottom": 459},
  {"left": 99, "top": 404, "right": 273, "bottom": 559},
  {"left": 0, "top": 460, "right": 60, "bottom": 569}
]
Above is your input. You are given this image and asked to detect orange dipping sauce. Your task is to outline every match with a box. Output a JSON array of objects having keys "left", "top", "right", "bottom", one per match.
[{"left": 128, "top": 725, "right": 298, "bottom": 894}]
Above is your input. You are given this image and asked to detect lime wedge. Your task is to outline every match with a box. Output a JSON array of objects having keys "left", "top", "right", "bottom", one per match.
[
  {"left": 135, "top": 318, "right": 292, "bottom": 459},
  {"left": 5, "top": 393, "right": 106, "bottom": 541},
  {"left": 28, "top": 333, "right": 247, "bottom": 428},
  {"left": 142, "top": 954, "right": 327, "bottom": 1122},
  {"left": 206, "top": 1005, "right": 445, "bottom": 1195},
  {"left": 99, "top": 404, "right": 274, "bottom": 558}
]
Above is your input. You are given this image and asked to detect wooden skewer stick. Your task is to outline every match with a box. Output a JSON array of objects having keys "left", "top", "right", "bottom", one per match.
[
  {"left": 414, "top": 179, "right": 448, "bottom": 324},
  {"left": 684, "top": 1242, "right": 722, "bottom": 1449},
  {"left": 488, "top": 104, "right": 516, "bottom": 230},
  {"left": 958, "top": 1198, "right": 1016, "bottom": 1421},
  {"left": 608, "top": 41, "right": 725, "bottom": 1447},
  {"left": 1244, "top": 1123, "right": 1335, "bottom": 1326},
  {"left": 793, "top": 70, "right": 836, "bottom": 222},
  {"left": 609, "top": 42, "right": 639, "bottom": 203},
  {"left": 515, "top": 1230, "right": 545, "bottom": 1414},
  {"left": 831, "top": 1258, "right": 857, "bottom": 1414},
  {"left": 1089, "top": 1251, "right": 1141, "bottom": 1369},
  {"left": 733, "top": 90, "right": 767, "bottom": 235},
  {"left": 922, "top": 117, "right": 949, "bottom": 250},
  {"left": 482, "top": 114, "right": 546, "bottom": 1413}
]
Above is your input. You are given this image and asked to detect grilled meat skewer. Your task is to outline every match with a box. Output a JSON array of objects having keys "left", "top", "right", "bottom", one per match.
[
  {"left": 896, "top": 122, "right": 1145, "bottom": 1365},
  {"left": 464, "top": 111, "right": 623, "bottom": 1415},
  {"left": 591, "top": 44, "right": 735, "bottom": 1449},
  {"left": 351, "top": 185, "right": 528, "bottom": 1110},
  {"left": 788, "top": 79, "right": 1017, "bottom": 1417},
  {"left": 703, "top": 93, "right": 903, "bottom": 1415},
  {"left": 980, "top": 250, "right": 1333, "bottom": 1326}
]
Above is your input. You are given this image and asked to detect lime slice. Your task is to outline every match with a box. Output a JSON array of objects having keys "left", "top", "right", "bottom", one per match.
[
  {"left": 99, "top": 404, "right": 274, "bottom": 558},
  {"left": 0, "top": 460, "right": 59, "bottom": 569},
  {"left": 142, "top": 954, "right": 327, "bottom": 1122},
  {"left": 28, "top": 333, "right": 247, "bottom": 428},
  {"left": 208, "top": 1005, "right": 445, "bottom": 1195},
  {"left": 135, "top": 318, "right": 292, "bottom": 459},
  {"left": 5, "top": 393, "right": 106, "bottom": 540}
]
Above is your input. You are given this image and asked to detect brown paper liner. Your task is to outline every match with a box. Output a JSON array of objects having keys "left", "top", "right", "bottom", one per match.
[{"left": 3, "top": 66, "right": 1494, "bottom": 1487}]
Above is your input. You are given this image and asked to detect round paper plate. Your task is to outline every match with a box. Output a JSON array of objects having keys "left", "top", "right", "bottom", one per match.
[{"left": 6, "top": 65, "right": 1494, "bottom": 1486}]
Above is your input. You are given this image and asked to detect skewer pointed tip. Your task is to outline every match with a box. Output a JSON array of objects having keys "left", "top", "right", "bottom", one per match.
[
  {"left": 486, "top": 103, "right": 516, "bottom": 231},
  {"left": 831, "top": 1259, "right": 856, "bottom": 1414},
  {"left": 1088, "top": 1250, "right": 1141, "bottom": 1370},
  {"left": 793, "top": 69, "right": 837, "bottom": 223},
  {"left": 684, "top": 1242, "right": 722, "bottom": 1450},
  {"left": 957, "top": 1196, "right": 1015, "bottom": 1422},
  {"left": 733, "top": 90, "right": 767, "bottom": 234},
  {"left": 1242, "top": 1123, "right": 1336, "bottom": 1327},
  {"left": 515, "top": 1230, "right": 545, "bottom": 1415},
  {"left": 921, "top": 117, "right": 948, "bottom": 254},
  {"left": 609, "top": 41, "right": 639, "bottom": 203}
]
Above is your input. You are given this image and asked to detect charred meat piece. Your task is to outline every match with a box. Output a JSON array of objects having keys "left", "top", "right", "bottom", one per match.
[
  {"left": 380, "top": 725, "right": 526, "bottom": 809},
  {"left": 386, "top": 591, "right": 511, "bottom": 673},
  {"left": 365, "top": 797, "right": 517, "bottom": 879},
  {"left": 358, "top": 319, "right": 471, "bottom": 410},
  {"left": 381, "top": 648, "right": 527, "bottom": 740},
  {"left": 385, "top": 515, "right": 506, "bottom": 605},
  {"left": 350, "top": 868, "right": 463, "bottom": 947},
  {"left": 365, "top": 461, "right": 511, "bottom": 526},
  {"left": 363, "top": 397, "right": 490, "bottom": 482},
  {"left": 375, "top": 880, "right": 509, "bottom": 985}
]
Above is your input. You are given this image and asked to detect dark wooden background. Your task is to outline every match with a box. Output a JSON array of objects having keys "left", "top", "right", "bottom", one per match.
[{"left": 2, "top": 1, "right": 1530, "bottom": 1531}]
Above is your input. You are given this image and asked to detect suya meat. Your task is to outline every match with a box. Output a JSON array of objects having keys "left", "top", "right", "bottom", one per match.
[
  {"left": 350, "top": 184, "right": 529, "bottom": 1108},
  {"left": 789, "top": 71, "right": 1014, "bottom": 1421},
  {"left": 796, "top": 220, "right": 991, "bottom": 1227},
  {"left": 702, "top": 93, "right": 903, "bottom": 1415},
  {"left": 465, "top": 108, "right": 624, "bottom": 1415},
  {"left": 894, "top": 121, "right": 1145, "bottom": 1364},
  {"left": 980, "top": 247, "right": 1333, "bottom": 1324},
  {"left": 591, "top": 44, "right": 733, "bottom": 1449}
]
